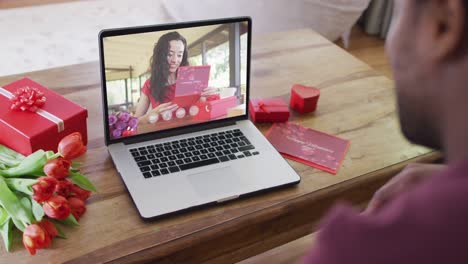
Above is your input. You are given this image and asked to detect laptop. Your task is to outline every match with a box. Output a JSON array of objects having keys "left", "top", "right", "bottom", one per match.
[{"left": 98, "top": 17, "right": 300, "bottom": 219}]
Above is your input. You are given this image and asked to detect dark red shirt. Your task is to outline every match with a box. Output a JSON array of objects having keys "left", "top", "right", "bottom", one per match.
[
  {"left": 304, "top": 161, "right": 468, "bottom": 264},
  {"left": 141, "top": 79, "right": 176, "bottom": 108}
]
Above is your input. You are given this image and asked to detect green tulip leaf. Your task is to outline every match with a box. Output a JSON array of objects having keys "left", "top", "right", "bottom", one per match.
[
  {"left": 4, "top": 178, "right": 37, "bottom": 196},
  {"left": 0, "top": 150, "right": 47, "bottom": 178},
  {"left": 32, "top": 199, "right": 44, "bottom": 222},
  {"left": 59, "top": 214, "right": 79, "bottom": 227},
  {"left": 69, "top": 172, "right": 97, "bottom": 192},
  {"left": 0, "top": 177, "right": 33, "bottom": 228},
  {"left": 0, "top": 217, "right": 13, "bottom": 252}
]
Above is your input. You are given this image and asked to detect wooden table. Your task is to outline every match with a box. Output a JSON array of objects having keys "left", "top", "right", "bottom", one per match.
[{"left": 0, "top": 29, "right": 440, "bottom": 263}]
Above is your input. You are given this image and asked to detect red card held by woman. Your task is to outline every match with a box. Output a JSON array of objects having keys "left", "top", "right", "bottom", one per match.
[{"left": 266, "top": 122, "right": 350, "bottom": 174}]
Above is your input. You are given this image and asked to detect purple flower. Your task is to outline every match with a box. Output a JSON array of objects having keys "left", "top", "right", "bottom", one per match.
[
  {"left": 118, "top": 112, "right": 131, "bottom": 123},
  {"left": 112, "top": 128, "right": 122, "bottom": 138},
  {"left": 128, "top": 117, "right": 138, "bottom": 129},
  {"left": 109, "top": 114, "right": 118, "bottom": 126},
  {"left": 115, "top": 121, "right": 127, "bottom": 130}
]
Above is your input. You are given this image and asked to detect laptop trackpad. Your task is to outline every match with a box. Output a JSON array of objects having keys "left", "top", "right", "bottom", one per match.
[{"left": 187, "top": 166, "right": 242, "bottom": 201}]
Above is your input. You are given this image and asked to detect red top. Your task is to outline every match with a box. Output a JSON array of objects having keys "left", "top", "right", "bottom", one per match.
[{"left": 141, "top": 79, "right": 176, "bottom": 108}]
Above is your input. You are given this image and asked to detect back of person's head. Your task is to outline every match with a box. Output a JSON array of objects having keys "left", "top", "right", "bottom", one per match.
[{"left": 387, "top": 0, "right": 468, "bottom": 159}]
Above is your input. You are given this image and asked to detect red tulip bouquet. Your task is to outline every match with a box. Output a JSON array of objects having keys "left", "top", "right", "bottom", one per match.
[{"left": 0, "top": 132, "right": 96, "bottom": 255}]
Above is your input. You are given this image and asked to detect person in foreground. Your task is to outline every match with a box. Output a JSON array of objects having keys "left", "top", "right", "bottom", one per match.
[{"left": 304, "top": 0, "right": 468, "bottom": 263}]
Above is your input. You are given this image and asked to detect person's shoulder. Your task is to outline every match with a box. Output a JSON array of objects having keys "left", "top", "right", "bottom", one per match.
[{"left": 142, "top": 78, "right": 151, "bottom": 95}]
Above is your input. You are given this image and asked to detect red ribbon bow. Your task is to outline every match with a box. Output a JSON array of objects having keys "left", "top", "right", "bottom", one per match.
[
  {"left": 257, "top": 99, "right": 286, "bottom": 114},
  {"left": 10, "top": 86, "right": 46, "bottom": 112}
]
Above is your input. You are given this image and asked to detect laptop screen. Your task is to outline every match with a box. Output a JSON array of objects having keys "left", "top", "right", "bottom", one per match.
[{"left": 101, "top": 18, "right": 249, "bottom": 143}]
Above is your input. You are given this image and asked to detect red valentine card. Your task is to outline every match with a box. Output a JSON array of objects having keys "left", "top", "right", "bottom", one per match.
[
  {"left": 266, "top": 122, "right": 350, "bottom": 174},
  {"left": 175, "top": 65, "right": 211, "bottom": 96}
]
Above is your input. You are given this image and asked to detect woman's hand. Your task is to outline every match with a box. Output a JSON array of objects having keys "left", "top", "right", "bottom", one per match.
[
  {"left": 148, "top": 102, "right": 178, "bottom": 116},
  {"left": 201, "top": 87, "right": 219, "bottom": 97},
  {"left": 141, "top": 102, "right": 178, "bottom": 124},
  {"left": 364, "top": 163, "right": 446, "bottom": 214}
]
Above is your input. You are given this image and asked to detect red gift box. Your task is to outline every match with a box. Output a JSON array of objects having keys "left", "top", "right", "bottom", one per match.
[
  {"left": 192, "top": 95, "right": 238, "bottom": 120},
  {"left": 0, "top": 78, "right": 88, "bottom": 156},
  {"left": 249, "top": 98, "right": 290, "bottom": 123},
  {"left": 290, "top": 84, "right": 320, "bottom": 114}
]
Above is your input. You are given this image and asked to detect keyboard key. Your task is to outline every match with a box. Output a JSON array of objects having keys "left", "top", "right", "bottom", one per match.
[
  {"left": 131, "top": 152, "right": 140, "bottom": 157},
  {"left": 160, "top": 157, "right": 169, "bottom": 162},
  {"left": 152, "top": 159, "right": 160, "bottom": 164},
  {"left": 164, "top": 146, "right": 173, "bottom": 151},
  {"left": 252, "top": 151, "right": 260, "bottom": 155},
  {"left": 147, "top": 154, "right": 155, "bottom": 160},
  {"left": 184, "top": 158, "right": 192, "bottom": 163},
  {"left": 176, "top": 160, "right": 184, "bottom": 165},
  {"left": 156, "top": 153, "right": 163, "bottom": 158},
  {"left": 159, "top": 163, "right": 168, "bottom": 168},
  {"left": 138, "top": 147, "right": 146, "bottom": 150},
  {"left": 223, "top": 150, "right": 231, "bottom": 155},
  {"left": 234, "top": 129, "right": 241, "bottom": 132},
  {"left": 210, "top": 142, "right": 218, "bottom": 147},
  {"left": 218, "top": 140, "right": 226, "bottom": 145},
  {"left": 218, "top": 135, "right": 226, "bottom": 140},
  {"left": 237, "top": 155, "right": 245, "bottom": 159},
  {"left": 151, "top": 170, "right": 161, "bottom": 177},
  {"left": 219, "top": 156, "right": 229, "bottom": 162},
  {"left": 143, "top": 172, "right": 152, "bottom": 178},
  {"left": 180, "top": 143, "right": 188, "bottom": 147},
  {"left": 156, "top": 147, "right": 164, "bottom": 152},
  {"left": 193, "top": 150, "right": 201, "bottom": 156},
  {"left": 230, "top": 149, "right": 238, "bottom": 154},
  {"left": 238, "top": 145, "right": 255, "bottom": 152},
  {"left": 200, "top": 154, "right": 208, "bottom": 160},
  {"left": 192, "top": 156, "right": 201, "bottom": 162},
  {"left": 208, "top": 147, "right": 216, "bottom": 152},
  {"left": 201, "top": 149, "right": 208, "bottom": 154},
  {"left": 230, "top": 143, "right": 238, "bottom": 148},
  {"left": 244, "top": 151, "right": 252, "bottom": 156},
  {"left": 163, "top": 151, "right": 171, "bottom": 156},
  {"left": 225, "top": 139, "right": 233, "bottom": 144},
  {"left": 169, "top": 166, "right": 180, "bottom": 173},
  {"left": 179, "top": 158, "right": 219, "bottom": 170},
  {"left": 188, "top": 146, "right": 195, "bottom": 151},
  {"left": 223, "top": 145, "right": 232, "bottom": 150},
  {"left": 160, "top": 168, "right": 169, "bottom": 175},
  {"left": 148, "top": 148, "right": 156, "bottom": 153},
  {"left": 134, "top": 156, "right": 147, "bottom": 162},
  {"left": 228, "top": 154, "right": 237, "bottom": 160},
  {"left": 130, "top": 148, "right": 138, "bottom": 152},
  {"left": 176, "top": 154, "right": 185, "bottom": 159},
  {"left": 169, "top": 155, "right": 177, "bottom": 161},
  {"left": 140, "top": 166, "right": 150, "bottom": 172},
  {"left": 215, "top": 146, "right": 224, "bottom": 151},
  {"left": 185, "top": 152, "right": 193, "bottom": 158},
  {"left": 196, "top": 140, "right": 203, "bottom": 144},
  {"left": 203, "top": 143, "right": 210, "bottom": 148},
  {"left": 155, "top": 143, "right": 163, "bottom": 148},
  {"left": 137, "top": 161, "right": 151, "bottom": 167},
  {"left": 163, "top": 142, "right": 170, "bottom": 145},
  {"left": 215, "top": 152, "right": 224, "bottom": 156},
  {"left": 173, "top": 144, "right": 180, "bottom": 149},
  {"left": 232, "top": 138, "right": 240, "bottom": 142},
  {"left": 140, "top": 150, "right": 148, "bottom": 155},
  {"left": 226, "top": 134, "right": 233, "bottom": 138},
  {"left": 150, "top": 164, "right": 159, "bottom": 170},
  {"left": 233, "top": 132, "right": 243, "bottom": 137},
  {"left": 203, "top": 134, "right": 210, "bottom": 138},
  {"left": 195, "top": 136, "right": 203, "bottom": 139},
  {"left": 238, "top": 142, "right": 246, "bottom": 147},
  {"left": 180, "top": 148, "right": 188, "bottom": 153},
  {"left": 168, "top": 161, "right": 176, "bottom": 167},
  {"left": 195, "top": 145, "right": 203, "bottom": 150},
  {"left": 172, "top": 150, "right": 180, "bottom": 155}
]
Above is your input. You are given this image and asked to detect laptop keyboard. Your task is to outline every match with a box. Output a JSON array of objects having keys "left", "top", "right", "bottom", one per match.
[{"left": 129, "top": 129, "right": 259, "bottom": 179}]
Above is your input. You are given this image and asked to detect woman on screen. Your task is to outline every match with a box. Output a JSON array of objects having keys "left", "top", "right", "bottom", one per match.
[{"left": 135, "top": 31, "right": 215, "bottom": 124}]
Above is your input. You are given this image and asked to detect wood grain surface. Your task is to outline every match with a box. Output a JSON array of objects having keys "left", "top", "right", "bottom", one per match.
[{"left": 0, "top": 29, "right": 440, "bottom": 263}]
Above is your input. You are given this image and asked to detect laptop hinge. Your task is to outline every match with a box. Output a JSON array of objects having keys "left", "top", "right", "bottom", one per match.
[
  {"left": 216, "top": 194, "right": 240, "bottom": 203},
  {"left": 123, "top": 119, "right": 237, "bottom": 145}
]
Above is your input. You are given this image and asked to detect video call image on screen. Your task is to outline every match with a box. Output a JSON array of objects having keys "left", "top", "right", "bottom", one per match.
[{"left": 103, "top": 22, "right": 248, "bottom": 140}]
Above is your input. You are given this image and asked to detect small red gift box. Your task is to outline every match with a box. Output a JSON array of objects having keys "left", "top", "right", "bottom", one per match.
[
  {"left": 290, "top": 84, "right": 320, "bottom": 114},
  {"left": 0, "top": 78, "right": 88, "bottom": 156},
  {"left": 193, "top": 95, "right": 238, "bottom": 120},
  {"left": 249, "top": 98, "right": 290, "bottom": 123}
]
